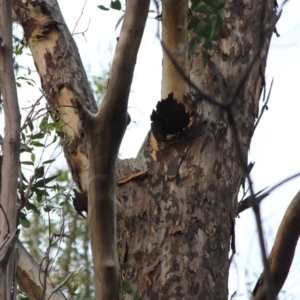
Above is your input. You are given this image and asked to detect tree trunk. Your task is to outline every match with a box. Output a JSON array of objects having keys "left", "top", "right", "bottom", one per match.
[
  {"left": 117, "top": 1, "right": 277, "bottom": 299},
  {"left": 13, "top": 0, "right": 279, "bottom": 299}
]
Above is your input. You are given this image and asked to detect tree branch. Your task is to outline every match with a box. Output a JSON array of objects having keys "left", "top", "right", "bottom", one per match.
[
  {"left": 76, "top": 0, "right": 150, "bottom": 299},
  {"left": 0, "top": 0, "right": 21, "bottom": 297},
  {"left": 251, "top": 190, "right": 300, "bottom": 299},
  {"left": 17, "top": 241, "right": 67, "bottom": 300}
]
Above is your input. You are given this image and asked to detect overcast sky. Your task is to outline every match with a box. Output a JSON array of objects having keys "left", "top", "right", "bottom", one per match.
[{"left": 1, "top": 0, "right": 300, "bottom": 299}]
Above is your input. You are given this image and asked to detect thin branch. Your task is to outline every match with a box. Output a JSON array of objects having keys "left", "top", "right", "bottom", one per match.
[
  {"left": 254, "top": 78, "right": 274, "bottom": 130},
  {"left": 238, "top": 193, "right": 270, "bottom": 214},
  {"left": 17, "top": 175, "right": 35, "bottom": 214},
  {"left": 45, "top": 272, "right": 73, "bottom": 300},
  {"left": 238, "top": 173, "right": 300, "bottom": 214}
]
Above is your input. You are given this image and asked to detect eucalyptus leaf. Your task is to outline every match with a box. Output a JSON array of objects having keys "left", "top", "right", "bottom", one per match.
[
  {"left": 19, "top": 217, "right": 31, "bottom": 228},
  {"left": 110, "top": 0, "right": 121, "bottom": 10},
  {"left": 122, "top": 281, "right": 139, "bottom": 300},
  {"left": 98, "top": 5, "right": 109, "bottom": 11},
  {"left": 115, "top": 14, "right": 125, "bottom": 30}
]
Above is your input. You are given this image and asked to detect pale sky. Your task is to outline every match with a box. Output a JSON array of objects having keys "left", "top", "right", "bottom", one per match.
[{"left": 1, "top": 0, "right": 300, "bottom": 299}]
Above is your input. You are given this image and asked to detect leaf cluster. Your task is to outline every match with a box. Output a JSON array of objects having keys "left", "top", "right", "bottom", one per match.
[
  {"left": 98, "top": 0, "right": 122, "bottom": 12},
  {"left": 188, "top": 0, "right": 226, "bottom": 55}
]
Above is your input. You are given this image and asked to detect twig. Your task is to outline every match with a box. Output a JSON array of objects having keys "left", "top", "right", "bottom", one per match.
[
  {"left": 20, "top": 94, "right": 44, "bottom": 131},
  {"left": 17, "top": 175, "right": 35, "bottom": 214},
  {"left": 45, "top": 272, "right": 73, "bottom": 300},
  {"left": 254, "top": 78, "right": 274, "bottom": 130}
]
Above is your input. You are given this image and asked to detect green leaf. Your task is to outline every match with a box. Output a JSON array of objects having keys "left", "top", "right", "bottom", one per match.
[
  {"left": 188, "top": 16, "right": 200, "bottom": 31},
  {"left": 209, "top": 42, "right": 221, "bottom": 51},
  {"left": 115, "top": 14, "right": 125, "bottom": 30},
  {"left": 214, "top": 0, "right": 226, "bottom": 9},
  {"left": 194, "top": 4, "right": 211, "bottom": 14},
  {"left": 31, "top": 153, "right": 35, "bottom": 162},
  {"left": 42, "top": 159, "right": 55, "bottom": 165},
  {"left": 209, "top": 15, "right": 222, "bottom": 40},
  {"left": 31, "top": 132, "right": 45, "bottom": 139},
  {"left": 25, "top": 201, "right": 41, "bottom": 216},
  {"left": 98, "top": 5, "right": 110, "bottom": 10},
  {"left": 120, "top": 262, "right": 135, "bottom": 269},
  {"left": 191, "top": 0, "right": 201, "bottom": 10},
  {"left": 35, "top": 165, "right": 45, "bottom": 178},
  {"left": 19, "top": 217, "right": 31, "bottom": 228},
  {"left": 200, "top": 36, "right": 206, "bottom": 46},
  {"left": 39, "top": 115, "right": 49, "bottom": 130},
  {"left": 195, "top": 21, "right": 206, "bottom": 37},
  {"left": 203, "top": 0, "right": 226, "bottom": 9},
  {"left": 36, "top": 193, "right": 43, "bottom": 203},
  {"left": 188, "top": 36, "right": 198, "bottom": 56},
  {"left": 28, "top": 119, "right": 34, "bottom": 131},
  {"left": 34, "top": 174, "right": 61, "bottom": 188},
  {"left": 110, "top": 0, "right": 121, "bottom": 10},
  {"left": 21, "top": 161, "right": 34, "bottom": 166},
  {"left": 121, "top": 281, "right": 139, "bottom": 300},
  {"left": 21, "top": 132, "right": 26, "bottom": 142},
  {"left": 44, "top": 205, "right": 53, "bottom": 212},
  {"left": 30, "top": 141, "right": 44, "bottom": 147},
  {"left": 20, "top": 143, "right": 32, "bottom": 153},
  {"left": 217, "top": 8, "right": 225, "bottom": 21}
]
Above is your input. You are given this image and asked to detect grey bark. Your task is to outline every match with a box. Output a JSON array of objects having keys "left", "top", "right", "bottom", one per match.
[{"left": 0, "top": 0, "right": 21, "bottom": 298}]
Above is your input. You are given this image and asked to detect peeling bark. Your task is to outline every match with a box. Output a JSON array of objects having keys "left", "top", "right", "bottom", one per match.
[
  {"left": 14, "top": 0, "right": 98, "bottom": 193},
  {"left": 17, "top": 242, "right": 67, "bottom": 300},
  {"left": 117, "top": 1, "right": 277, "bottom": 299}
]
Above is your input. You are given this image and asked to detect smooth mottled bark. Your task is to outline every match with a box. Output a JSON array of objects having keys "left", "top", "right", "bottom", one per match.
[
  {"left": 0, "top": 0, "right": 21, "bottom": 298},
  {"left": 117, "top": 1, "right": 277, "bottom": 299},
  {"left": 161, "top": 0, "right": 189, "bottom": 101}
]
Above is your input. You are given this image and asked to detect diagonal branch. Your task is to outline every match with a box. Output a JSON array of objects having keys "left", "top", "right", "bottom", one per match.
[
  {"left": 251, "top": 191, "right": 300, "bottom": 300},
  {"left": 17, "top": 241, "right": 67, "bottom": 300}
]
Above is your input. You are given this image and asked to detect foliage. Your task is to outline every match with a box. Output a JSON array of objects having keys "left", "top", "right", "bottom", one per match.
[
  {"left": 98, "top": 0, "right": 122, "bottom": 12},
  {"left": 8, "top": 31, "right": 139, "bottom": 296},
  {"left": 188, "top": 0, "right": 226, "bottom": 55}
]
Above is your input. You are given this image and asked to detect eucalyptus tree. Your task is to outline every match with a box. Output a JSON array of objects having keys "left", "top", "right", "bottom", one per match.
[{"left": 0, "top": 0, "right": 298, "bottom": 300}]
